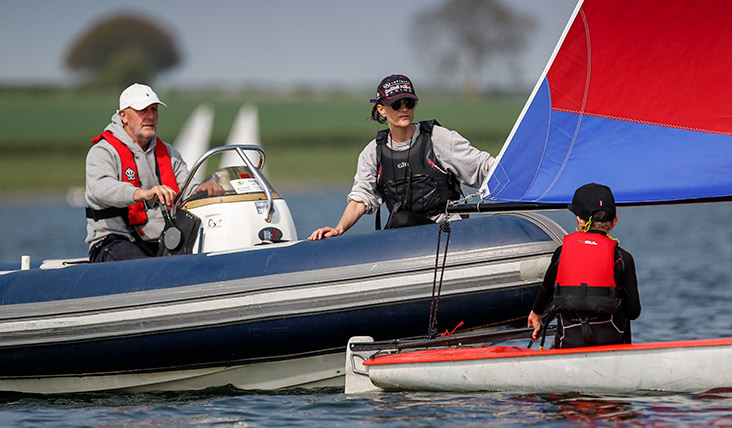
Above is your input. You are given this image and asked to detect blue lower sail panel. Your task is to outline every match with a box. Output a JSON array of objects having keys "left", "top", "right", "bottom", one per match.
[{"left": 0, "top": 284, "right": 538, "bottom": 378}]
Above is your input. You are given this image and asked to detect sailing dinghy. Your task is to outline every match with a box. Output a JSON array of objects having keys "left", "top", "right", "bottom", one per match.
[
  {"left": 346, "top": 334, "right": 732, "bottom": 395},
  {"left": 0, "top": 145, "right": 565, "bottom": 394},
  {"left": 347, "top": 0, "right": 732, "bottom": 395}
]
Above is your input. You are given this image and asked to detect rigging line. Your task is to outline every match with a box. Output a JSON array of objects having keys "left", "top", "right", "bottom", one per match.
[
  {"left": 456, "top": 316, "right": 527, "bottom": 334},
  {"left": 427, "top": 225, "right": 444, "bottom": 336},
  {"left": 447, "top": 191, "right": 482, "bottom": 207},
  {"left": 447, "top": 195, "right": 732, "bottom": 215},
  {"left": 539, "top": 6, "right": 591, "bottom": 201},
  {"left": 519, "top": 78, "right": 554, "bottom": 202},
  {"left": 484, "top": 0, "right": 584, "bottom": 201},
  {"left": 428, "top": 220, "right": 452, "bottom": 337}
]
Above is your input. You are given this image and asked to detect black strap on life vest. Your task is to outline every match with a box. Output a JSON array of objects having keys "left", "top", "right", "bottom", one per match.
[
  {"left": 579, "top": 315, "right": 597, "bottom": 346},
  {"left": 86, "top": 132, "right": 177, "bottom": 228},
  {"left": 375, "top": 120, "right": 459, "bottom": 217},
  {"left": 85, "top": 206, "right": 128, "bottom": 222}
]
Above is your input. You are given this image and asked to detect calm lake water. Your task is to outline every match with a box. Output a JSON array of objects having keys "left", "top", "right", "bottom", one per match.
[{"left": 2, "top": 188, "right": 732, "bottom": 426}]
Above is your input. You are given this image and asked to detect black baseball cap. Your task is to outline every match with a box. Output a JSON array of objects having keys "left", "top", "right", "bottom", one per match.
[
  {"left": 568, "top": 183, "right": 616, "bottom": 220},
  {"left": 369, "top": 74, "right": 419, "bottom": 105}
]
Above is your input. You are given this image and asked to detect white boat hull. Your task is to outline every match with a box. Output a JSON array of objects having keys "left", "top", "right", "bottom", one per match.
[
  {"left": 358, "top": 338, "right": 732, "bottom": 395},
  {"left": 3, "top": 352, "right": 344, "bottom": 395}
]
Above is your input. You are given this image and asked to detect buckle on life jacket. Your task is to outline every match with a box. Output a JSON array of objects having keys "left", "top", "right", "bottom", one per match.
[{"left": 578, "top": 315, "right": 596, "bottom": 346}]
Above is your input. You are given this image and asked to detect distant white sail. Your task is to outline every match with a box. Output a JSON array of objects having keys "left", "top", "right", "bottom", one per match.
[
  {"left": 174, "top": 104, "right": 215, "bottom": 181},
  {"left": 221, "top": 104, "right": 265, "bottom": 174}
]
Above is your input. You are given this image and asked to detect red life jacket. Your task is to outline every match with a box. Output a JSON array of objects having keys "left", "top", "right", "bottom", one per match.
[
  {"left": 553, "top": 231, "right": 622, "bottom": 314},
  {"left": 91, "top": 131, "right": 179, "bottom": 226}
]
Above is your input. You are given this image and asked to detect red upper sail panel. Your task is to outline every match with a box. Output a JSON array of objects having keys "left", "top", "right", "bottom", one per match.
[{"left": 547, "top": 0, "right": 732, "bottom": 135}]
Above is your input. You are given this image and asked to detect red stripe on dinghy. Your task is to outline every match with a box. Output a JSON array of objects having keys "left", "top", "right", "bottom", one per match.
[{"left": 364, "top": 337, "right": 732, "bottom": 366}]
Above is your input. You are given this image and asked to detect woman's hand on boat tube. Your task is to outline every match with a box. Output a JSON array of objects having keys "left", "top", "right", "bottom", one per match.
[
  {"left": 134, "top": 185, "right": 177, "bottom": 207},
  {"left": 527, "top": 310, "right": 543, "bottom": 341},
  {"left": 308, "top": 226, "right": 343, "bottom": 240},
  {"left": 308, "top": 200, "right": 367, "bottom": 240}
]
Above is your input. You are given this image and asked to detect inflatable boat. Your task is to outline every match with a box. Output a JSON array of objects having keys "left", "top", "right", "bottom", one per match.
[{"left": 0, "top": 146, "right": 565, "bottom": 394}]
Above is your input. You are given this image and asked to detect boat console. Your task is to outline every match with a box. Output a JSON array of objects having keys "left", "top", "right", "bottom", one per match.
[{"left": 172, "top": 145, "right": 298, "bottom": 254}]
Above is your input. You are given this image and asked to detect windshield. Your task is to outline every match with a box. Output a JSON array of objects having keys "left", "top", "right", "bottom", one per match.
[{"left": 182, "top": 165, "right": 268, "bottom": 205}]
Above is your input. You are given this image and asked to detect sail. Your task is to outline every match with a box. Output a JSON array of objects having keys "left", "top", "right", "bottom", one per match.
[
  {"left": 220, "top": 104, "right": 265, "bottom": 173},
  {"left": 480, "top": 0, "right": 732, "bottom": 205},
  {"left": 174, "top": 104, "right": 214, "bottom": 181}
]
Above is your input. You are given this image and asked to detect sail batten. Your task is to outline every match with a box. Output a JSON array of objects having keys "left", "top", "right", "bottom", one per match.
[{"left": 481, "top": 0, "right": 732, "bottom": 205}]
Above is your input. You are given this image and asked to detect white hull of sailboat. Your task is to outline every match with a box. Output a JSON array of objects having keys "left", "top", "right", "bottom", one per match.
[{"left": 361, "top": 338, "right": 732, "bottom": 395}]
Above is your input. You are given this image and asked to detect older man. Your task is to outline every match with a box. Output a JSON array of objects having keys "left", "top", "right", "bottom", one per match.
[{"left": 85, "top": 83, "right": 216, "bottom": 262}]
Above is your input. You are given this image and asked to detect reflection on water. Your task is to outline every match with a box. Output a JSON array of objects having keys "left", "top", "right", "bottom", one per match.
[
  {"left": 531, "top": 391, "right": 732, "bottom": 426},
  {"left": 536, "top": 394, "right": 639, "bottom": 424},
  {"left": 4, "top": 389, "right": 732, "bottom": 427}
]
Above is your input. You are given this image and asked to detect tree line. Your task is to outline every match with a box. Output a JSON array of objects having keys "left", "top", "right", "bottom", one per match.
[{"left": 65, "top": 0, "right": 534, "bottom": 96}]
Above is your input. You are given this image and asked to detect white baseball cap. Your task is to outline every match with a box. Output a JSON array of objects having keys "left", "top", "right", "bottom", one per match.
[{"left": 119, "top": 83, "right": 167, "bottom": 111}]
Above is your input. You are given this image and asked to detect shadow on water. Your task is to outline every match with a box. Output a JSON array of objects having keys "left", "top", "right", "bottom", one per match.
[{"left": 0, "top": 385, "right": 342, "bottom": 407}]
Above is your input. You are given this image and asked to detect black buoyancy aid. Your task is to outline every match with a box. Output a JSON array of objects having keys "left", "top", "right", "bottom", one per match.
[
  {"left": 87, "top": 131, "right": 179, "bottom": 226},
  {"left": 553, "top": 231, "right": 622, "bottom": 314},
  {"left": 375, "top": 120, "right": 461, "bottom": 216}
]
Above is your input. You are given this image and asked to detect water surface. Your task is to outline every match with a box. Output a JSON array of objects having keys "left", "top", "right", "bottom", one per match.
[{"left": 2, "top": 192, "right": 732, "bottom": 426}]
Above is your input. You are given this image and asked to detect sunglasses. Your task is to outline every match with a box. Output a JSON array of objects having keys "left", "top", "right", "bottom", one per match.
[{"left": 388, "top": 98, "right": 417, "bottom": 110}]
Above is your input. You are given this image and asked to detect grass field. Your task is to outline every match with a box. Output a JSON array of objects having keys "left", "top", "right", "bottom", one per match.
[{"left": 0, "top": 89, "right": 525, "bottom": 195}]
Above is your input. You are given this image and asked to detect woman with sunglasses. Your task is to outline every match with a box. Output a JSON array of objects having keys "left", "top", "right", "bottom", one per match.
[{"left": 308, "top": 74, "right": 496, "bottom": 240}]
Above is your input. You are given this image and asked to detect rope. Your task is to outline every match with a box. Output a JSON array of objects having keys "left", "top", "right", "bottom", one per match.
[
  {"left": 447, "top": 191, "right": 482, "bottom": 207},
  {"left": 455, "top": 316, "right": 526, "bottom": 334},
  {"left": 539, "top": 312, "right": 557, "bottom": 350},
  {"left": 427, "top": 220, "right": 451, "bottom": 337},
  {"left": 426, "top": 193, "right": 521, "bottom": 337}
]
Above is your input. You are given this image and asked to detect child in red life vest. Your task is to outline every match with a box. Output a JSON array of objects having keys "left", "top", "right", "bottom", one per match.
[{"left": 527, "top": 183, "right": 641, "bottom": 348}]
